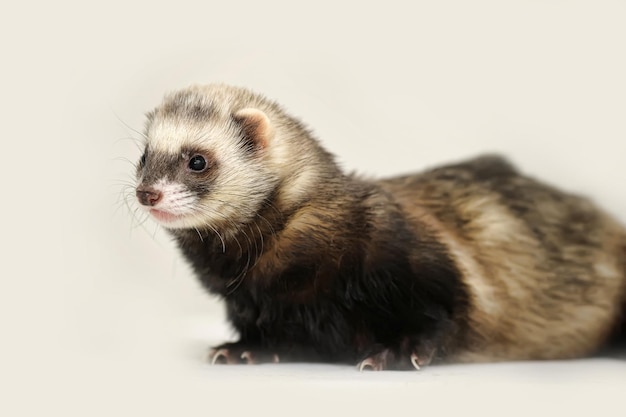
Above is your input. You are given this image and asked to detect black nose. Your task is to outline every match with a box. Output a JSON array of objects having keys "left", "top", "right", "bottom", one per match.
[{"left": 136, "top": 186, "right": 162, "bottom": 206}]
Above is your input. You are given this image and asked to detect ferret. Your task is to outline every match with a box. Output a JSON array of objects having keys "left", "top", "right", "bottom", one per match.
[{"left": 134, "top": 84, "right": 626, "bottom": 370}]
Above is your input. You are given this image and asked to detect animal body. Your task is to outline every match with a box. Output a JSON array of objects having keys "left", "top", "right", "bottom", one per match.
[{"left": 134, "top": 84, "right": 626, "bottom": 370}]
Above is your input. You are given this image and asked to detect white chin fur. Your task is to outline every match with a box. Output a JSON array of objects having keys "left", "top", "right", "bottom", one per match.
[{"left": 149, "top": 214, "right": 203, "bottom": 230}]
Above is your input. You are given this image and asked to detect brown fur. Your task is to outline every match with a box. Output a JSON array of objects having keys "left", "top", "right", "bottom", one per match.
[{"left": 377, "top": 156, "right": 626, "bottom": 361}]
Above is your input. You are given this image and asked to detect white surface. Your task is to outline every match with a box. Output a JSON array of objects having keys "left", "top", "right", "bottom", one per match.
[{"left": 1, "top": 1, "right": 625, "bottom": 416}]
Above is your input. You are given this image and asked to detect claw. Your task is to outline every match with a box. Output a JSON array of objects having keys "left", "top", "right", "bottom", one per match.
[
  {"left": 357, "top": 360, "right": 371, "bottom": 371},
  {"left": 209, "top": 345, "right": 280, "bottom": 365},
  {"left": 410, "top": 353, "right": 421, "bottom": 370},
  {"left": 210, "top": 348, "right": 229, "bottom": 365},
  {"left": 357, "top": 358, "right": 382, "bottom": 372},
  {"left": 240, "top": 351, "right": 280, "bottom": 364},
  {"left": 240, "top": 351, "right": 254, "bottom": 364}
]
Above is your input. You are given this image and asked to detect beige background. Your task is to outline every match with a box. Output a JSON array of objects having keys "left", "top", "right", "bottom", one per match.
[{"left": 1, "top": 0, "right": 624, "bottom": 416}]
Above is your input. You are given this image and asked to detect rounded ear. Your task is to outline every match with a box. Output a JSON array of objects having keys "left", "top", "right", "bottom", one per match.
[{"left": 233, "top": 108, "right": 274, "bottom": 149}]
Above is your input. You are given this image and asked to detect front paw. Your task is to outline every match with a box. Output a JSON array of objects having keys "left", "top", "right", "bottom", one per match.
[
  {"left": 357, "top": 343, "right": 436, "bottom": 371},
  {"left": 208, "top": 342, "right": 280, "bottom": 365}
]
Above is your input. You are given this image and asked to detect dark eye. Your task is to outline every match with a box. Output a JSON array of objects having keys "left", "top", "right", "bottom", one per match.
[
  {"left": 188, "top": 155, "right": 207, "bottom": 172},
  {"left": 140, "top": 152, "right": 147, "bottom": 166}
]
